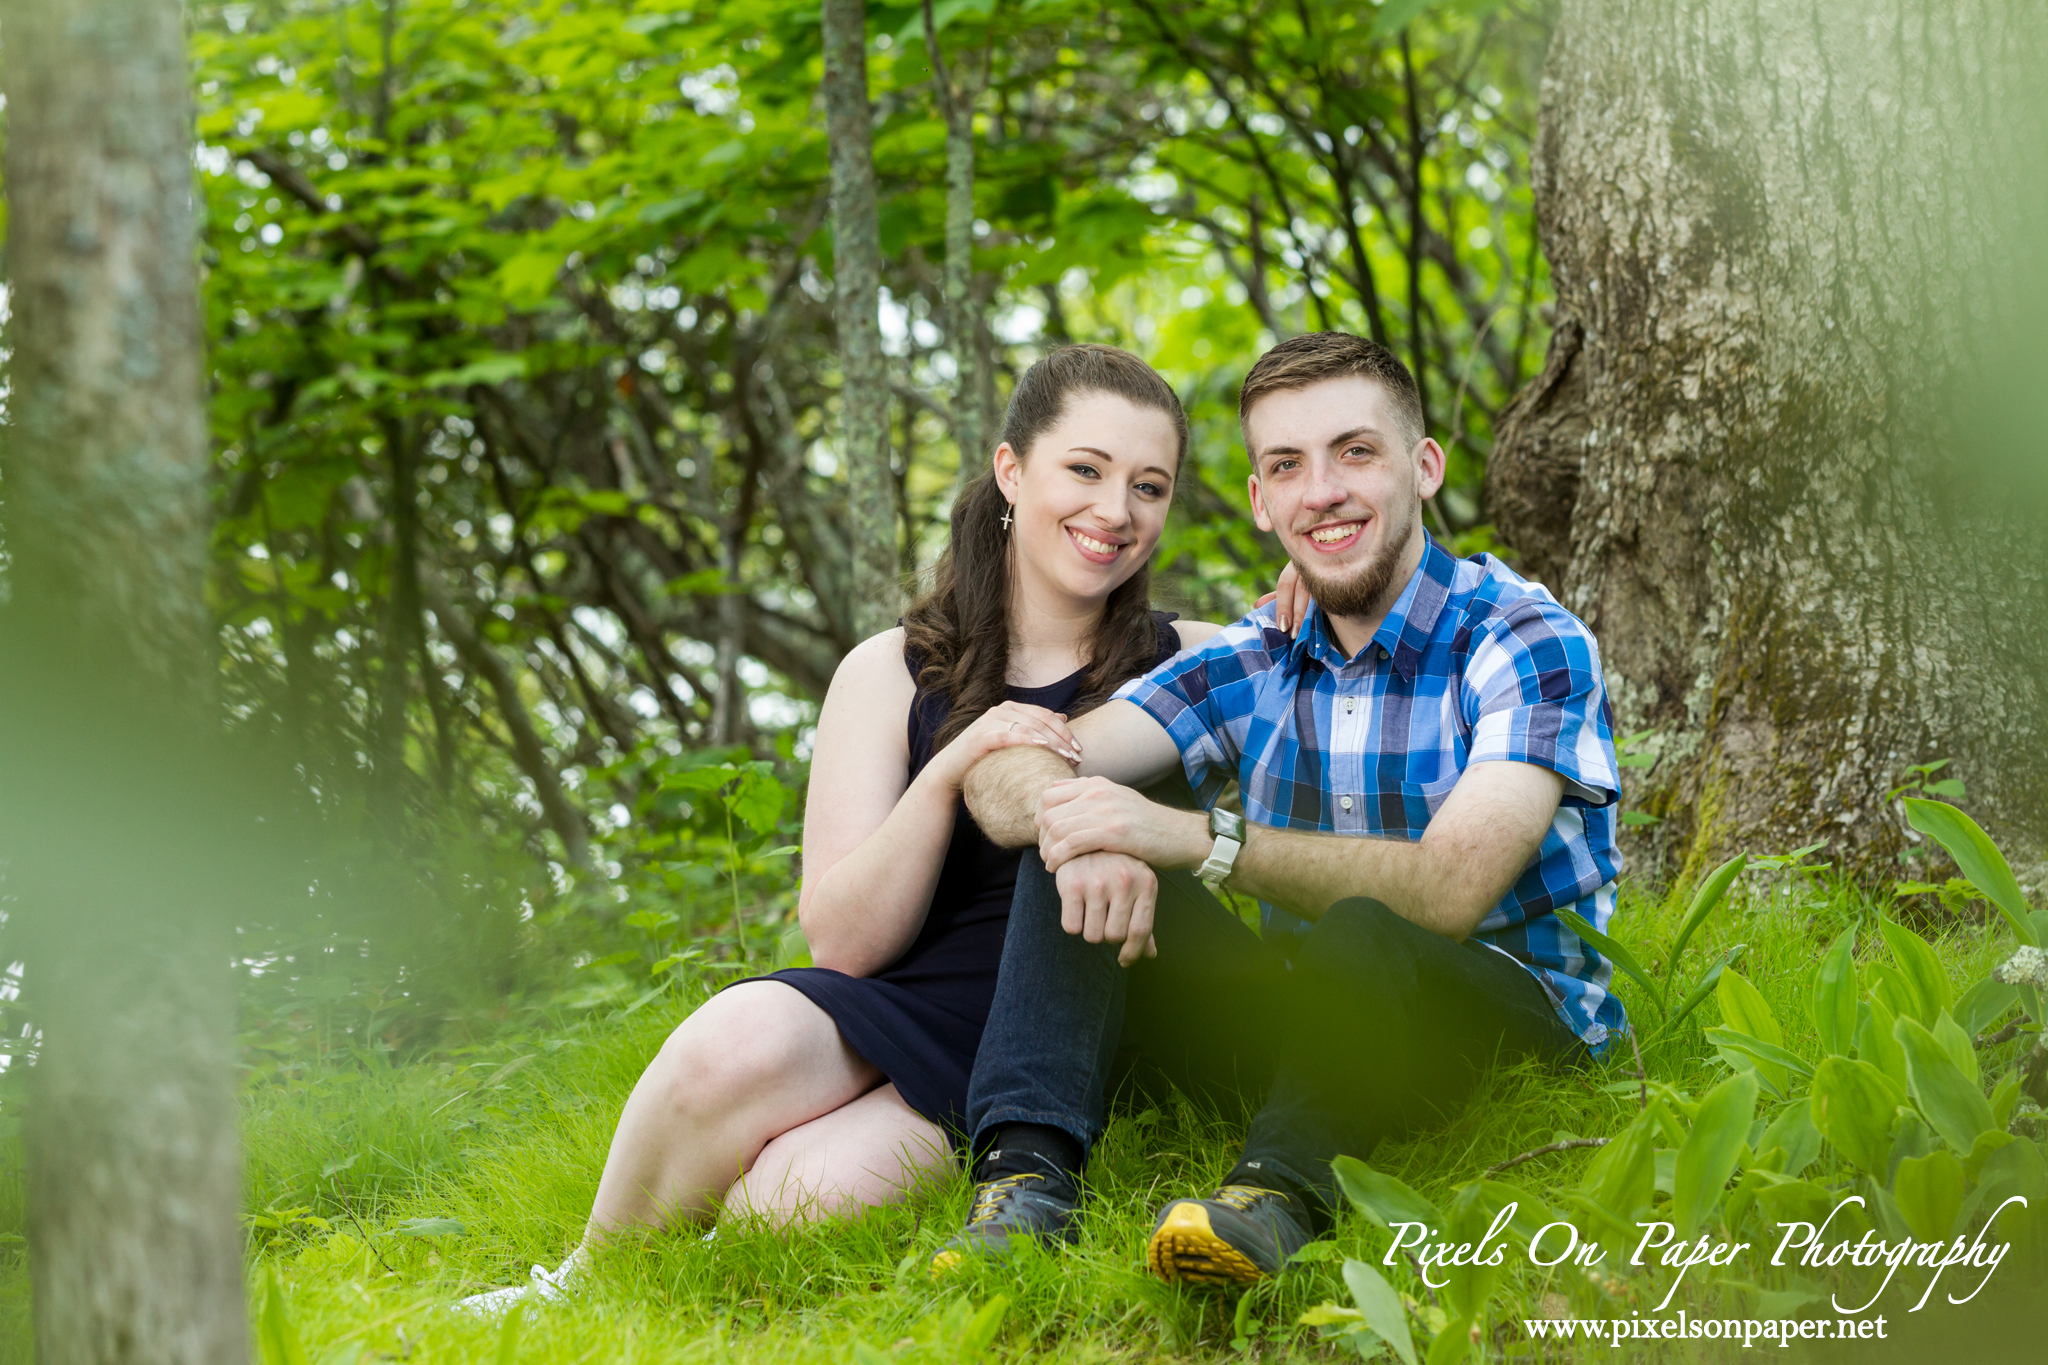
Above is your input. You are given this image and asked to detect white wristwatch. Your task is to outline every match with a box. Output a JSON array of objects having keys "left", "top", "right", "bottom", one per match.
[{"left": 1198, "top": 807, "right": 1246, "bottom": 889}]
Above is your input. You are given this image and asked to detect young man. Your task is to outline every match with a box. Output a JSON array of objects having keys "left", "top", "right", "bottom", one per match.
[{"left": 931, "top": 332, "right": 1626, "bottom": 1283}]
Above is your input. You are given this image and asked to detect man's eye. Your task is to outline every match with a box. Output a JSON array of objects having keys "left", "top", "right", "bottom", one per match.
[{"left": 1344, "top": 445, "right": 1371, "bottom": 459}]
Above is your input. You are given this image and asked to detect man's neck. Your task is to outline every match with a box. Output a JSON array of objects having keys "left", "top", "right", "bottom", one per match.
[{"left": 1319, "top": 537, "right": 1427, "bottom": 660}]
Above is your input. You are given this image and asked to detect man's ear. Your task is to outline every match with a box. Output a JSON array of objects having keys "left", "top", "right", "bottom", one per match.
[
  {"left": 1247, "top": 472, "right": 1276, "bottom": 533},
  {"left": 992, "top": 441, "right": 1023, "bottom": 505},
  {"left": 1413, "top": 437, "right": 1447, "bottom": 501}
]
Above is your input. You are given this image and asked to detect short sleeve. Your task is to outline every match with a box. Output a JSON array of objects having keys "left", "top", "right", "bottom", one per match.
[
  {"left": 1112, "top": 610, "right": 1278, "bottom": 801},
  {"left": 1460, "top": 600, "right": 1619, "bottom": 808}
]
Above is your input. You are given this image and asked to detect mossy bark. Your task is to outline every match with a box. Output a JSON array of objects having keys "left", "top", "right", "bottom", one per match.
[
  {"left": 1491, "top": 0, "right": 2048, "bottom": 888},
  {"left": 0, "top": 1, "right": 248, "bottom": 1361},
  {"left": 822, "top": 0, "right": 901, "bottom": 639}
]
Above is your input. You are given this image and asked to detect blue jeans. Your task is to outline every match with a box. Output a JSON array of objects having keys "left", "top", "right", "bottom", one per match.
[{"left": 965, "top": 850, "right": 1583, "bottom": 1211}]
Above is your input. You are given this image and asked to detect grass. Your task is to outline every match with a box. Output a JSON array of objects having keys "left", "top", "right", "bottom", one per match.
[{"left": 0, "top": 871, "right": 2041, "bottom": 1362}]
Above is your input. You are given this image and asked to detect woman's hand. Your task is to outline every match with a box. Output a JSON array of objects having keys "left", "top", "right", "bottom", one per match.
[
  {"left": 1252, "top": 560, "right": 1311, "bottom": 636},
  {"left": 927, "top": 701, "right": 1083, "bottom": 792}
]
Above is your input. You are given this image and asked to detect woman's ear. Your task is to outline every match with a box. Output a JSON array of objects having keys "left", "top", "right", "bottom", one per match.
[{"left": 991, "top": 441, "right": 1023, "bottom": 507}]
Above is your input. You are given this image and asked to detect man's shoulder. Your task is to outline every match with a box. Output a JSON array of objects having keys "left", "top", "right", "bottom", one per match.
[{"left": 1445, "top": 553, "right": 1599, "bottom": 653}]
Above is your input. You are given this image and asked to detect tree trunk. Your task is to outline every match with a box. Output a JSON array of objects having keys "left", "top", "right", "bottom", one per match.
[
  {"left": 0, "top": 2, "right": 249, "bottom": 1362},
  {"left": 922, "top": 0, "right": 990, "bottom": 490},
  {"left": 821, "top": 0, "right": 900, "bottom": 639},
  {"left": 1490, "top": 0, "right": 2048, "bottom": 888}
]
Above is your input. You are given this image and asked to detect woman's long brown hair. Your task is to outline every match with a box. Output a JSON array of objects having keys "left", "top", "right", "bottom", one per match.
[{"left": 902, "top": 344, "right": 1190, "bottom": 749}]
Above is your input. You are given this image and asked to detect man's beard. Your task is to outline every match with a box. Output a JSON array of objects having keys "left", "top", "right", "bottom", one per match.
[{"left": 1289, "top": 502, "right": 1418, "bottom": 622}]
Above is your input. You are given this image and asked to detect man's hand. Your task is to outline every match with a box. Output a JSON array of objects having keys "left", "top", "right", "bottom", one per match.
[
  {"left": 1055, "top": 850, "right": 1160, "bottom": 967},
  {"left": 1035, "top": 776, "right": 1209, "bottom": 873}
]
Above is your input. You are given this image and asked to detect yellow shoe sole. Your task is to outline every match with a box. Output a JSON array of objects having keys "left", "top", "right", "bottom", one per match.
[
  {"left": 1146, "top": 1202, "right": 1266, "bottom": 1286},
  {"left": 928, "top": 1248, "right": 965, "bottom": 1277}
]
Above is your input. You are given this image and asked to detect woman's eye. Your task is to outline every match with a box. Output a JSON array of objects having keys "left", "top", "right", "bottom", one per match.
[
  {"left": 1068, "top": 463, "right": 1099, "bottom": 479},
  {"left": 1136, "top": 481, "right": 1166, "bottom": 498}
]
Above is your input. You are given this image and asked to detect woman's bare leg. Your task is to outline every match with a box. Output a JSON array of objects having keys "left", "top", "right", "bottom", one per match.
[
  {"left": 584, "top": 981, "right": 880, "bottom": 1238},
  {"left": 722, "top": 1082, "right": 954, "bottom": 1226}
]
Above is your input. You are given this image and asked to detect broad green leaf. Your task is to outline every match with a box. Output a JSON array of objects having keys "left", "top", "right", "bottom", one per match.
[
  {"left": 395, "top": 1216, "right": 466, "bottom": 1237},
  {"left": 960, "top": 1294, "right": 1009, "bottom": 1354},
  {"left": 1341, "top": 1259, "right": 1419, "bottom": 1365},
  {"left": 1812, "top": 927, "right": 1858, "bottom": 1056},
  {"left": 1891, "top": 1150, "right": 1966, "bottom": 1241},
  {"left": 1332, "top": 1155, "right": 1441, "bottom": 1232},
  {"left": 1990, "top": 1070, "right": 2022, "bottom": 1130},
  {"left": 1956, "top": 977, "right": 2019, "bottom": 1040},
  {"left": 1425, "top": 1313, "right": 1473, "bottom": 1365},
  {"left": 260, "top": 1272, "right": 312, "bottom": 1365},
  {"left": 728, "top": 768, "right": 786, "bottom": 834},
  {"left": 1877, "top": 919, "right": 1952, "bottom": 1026},
  {"left": 1581, "top": 1107, "right": 1658, "bottom": 1223},
  {"left": 1555, "top": 908, "right": 1662, "bottom": 1013},
  {"left": 495, "top": 1303, "right": 523, "bottom": 1365},
  {"left": 1932, "top": 1011, "right": 1978, "bottom": 1085},
  {"left": 1904, "top": 799, "right": 2039, "bottom": 946},
  {"left": 1894, "top": 1016, "right": 1996, "bottom": 1154},
  {"left": 1809, "top": 1056, "right": 1905, "bottom": 1173},
  {"left": 1963, "top": 1129, "right": 2017, "bottom": 1182},
  {"left": 1673, "top": 1070, "right": 1759, "bottom": 1237},
  {"left": 1857, "top": 995, "right": 1909, "bottom": 1089},
  {"left": 1714, "top": 970, "right": 1787, "bottom": 1090},
  {"left": 1756, "top": 1100, "right": 1823, "bottom": 1176},
  {"left": 1704, "top": 1027, "right": 1812, "bottom": 1086},
  {"left": 1667, "top": 853, "right": 1747, "bottom": 982}
]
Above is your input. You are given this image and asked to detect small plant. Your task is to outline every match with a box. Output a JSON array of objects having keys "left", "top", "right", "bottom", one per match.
[{"left": 1555, "top": 853, "right": 1748, "bottom": 1036}]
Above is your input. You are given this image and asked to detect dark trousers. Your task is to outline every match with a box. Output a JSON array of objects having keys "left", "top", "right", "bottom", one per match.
[{"left": 964, "top": 850, "right": 1583, "bottom": 1213}]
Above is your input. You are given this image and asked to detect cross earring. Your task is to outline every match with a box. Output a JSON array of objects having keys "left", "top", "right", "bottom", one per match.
[{"left": 1001, "top": 505, "right": 1013, "bottom": 530}]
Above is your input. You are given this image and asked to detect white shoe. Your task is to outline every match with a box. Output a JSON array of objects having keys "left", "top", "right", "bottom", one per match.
[{"left": 451, "top": 1250, "right": 582, "bottom": 1318}]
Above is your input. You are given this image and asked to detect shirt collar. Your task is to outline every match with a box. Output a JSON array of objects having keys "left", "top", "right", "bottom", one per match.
[{"left": 1291, "top": 534, "right": 1454, "bottom": 682}]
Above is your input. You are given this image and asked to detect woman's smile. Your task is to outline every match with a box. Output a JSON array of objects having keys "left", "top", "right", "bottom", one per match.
[{"left": 1065, "top": 524, "right": 1127, "bottom": 565}]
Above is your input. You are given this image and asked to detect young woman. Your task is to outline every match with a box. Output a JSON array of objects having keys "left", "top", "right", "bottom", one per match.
[{"left": 459, "top": 344, "right": 1222, "bottom": 1312}]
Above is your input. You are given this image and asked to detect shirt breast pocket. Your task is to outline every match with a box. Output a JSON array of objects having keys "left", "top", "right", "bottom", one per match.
[{"left": 1392, "top": 771, "right": 1463, "bottom": 838}]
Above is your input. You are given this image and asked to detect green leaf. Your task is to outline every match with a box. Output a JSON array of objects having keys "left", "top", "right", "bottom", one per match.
[
  {"left": 1812, "top": 927, "right": 1859, "bottom": 1056},
  {"left": 496, "top": 249, "right": 564, "bottom": 308},
  {"left": 960, "top": 1294, "right": 1008, "bottom": 1354},
  {"left": 1858, "top": 995, "right": 1909, "bottom": 1089},
  {"left": 1808, "top": 1056, "right": 1905, "bottom": 1174},
  {"left": 1342, "top": 1259, "right": 1420, "bottom": 1365},
  {"left": 727, "top": 768, "right": 786, "bottom": 835},
  {"left": 1990, "top": 1069, "right": 2023, "bottom": 1130},
  {"left": 1371, "top": 0, "right": 1439, "bottom": 42},
  {"left": 1555, "top": 908, "right": 1662, "bottom": 1013},
  {"left": 1894, "top": 1016, "right": 1996, "bottom": 1154},
  {"left": 395, "top": 1217, "right": 466, "bottom": 1237},
  {"left": 1658, "top": 944, "right": 1746, "bottom": 1037},
  {"left": 1425, "top": 1314, "right": 1473, "bottom": 1365},
  {"left": 1667, "top": 854, "right": 1747, "bottom": 983},
  {"left": 495, "top": 1302, "right": 523, "bottom": 1365},
  {"left": 1621, "top": 810, "right": 1661, "bottom": 826},
  {"left": 1672, "top": 1069, "right": 1759, "bottom": 1237},
  {"left": 1332, "top": 1155, "right": 1441, "bottom": 1232},
  {"left": 1904, "top": 799, "right": 2039, "bottom": 946},
  {"left": 1877, "top": 919, "right": 1952, "bottom": 1026},
  {"left": 1956, "top": 977, "right": 2019, "bottom": 1040},
  {"left": 1704, "top": 1027, "right": 1813, "bottom": 1085},
  {"left": 1932, "top": 1011, "right": 1978, "bottom": 1084},
  {"left": 1756, "top": 1100, "right": 1823, "bottom": 1176},
  {"left": 1581, "top": 1107, "right": 1659, "bottom": 1223},
  {"left": 1891, "top": 1149, "right": 1966, "bottom": 1241},
  {"left": 259, "top": 1271, "right": 312, "bottom": 1365},
  {"left": 1714, "top": 970, "right": 1787, "bottom": 1090}
]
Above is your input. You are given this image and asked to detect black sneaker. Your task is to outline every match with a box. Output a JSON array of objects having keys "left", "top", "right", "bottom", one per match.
[
  {"left": 1146, "top": 1184, "right": 1313, "bottom": 1285},
  {"left": 929, "top": 1159, "right": 1082, "bottom": 1275}
]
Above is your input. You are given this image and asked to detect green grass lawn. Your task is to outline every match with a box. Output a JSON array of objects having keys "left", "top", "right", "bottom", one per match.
[{"left": 1, "top": 873, "right": 2041, "bottom": 1362}]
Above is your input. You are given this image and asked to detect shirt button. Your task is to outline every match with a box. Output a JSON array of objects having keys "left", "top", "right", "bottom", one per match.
[
  {"left": 1340, "top": 796, "right": 1354, "bottom": 812},
  {"left": 1344, "top": 697, "right": 1356, "bottom": 714}
]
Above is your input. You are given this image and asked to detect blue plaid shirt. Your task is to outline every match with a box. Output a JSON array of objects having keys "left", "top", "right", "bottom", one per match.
[{"left": 1115, "top": 535, "right": 1627, "bottom": 1053}]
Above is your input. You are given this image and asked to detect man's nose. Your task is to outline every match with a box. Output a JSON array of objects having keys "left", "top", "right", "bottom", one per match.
[{"left": 1300, "top": 461, "right": 1348, "bottom": 512}]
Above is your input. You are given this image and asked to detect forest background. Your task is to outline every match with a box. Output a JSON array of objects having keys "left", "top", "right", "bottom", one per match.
[{"left": 2, "top": 0, "right": 2046, "bottom": 1361}]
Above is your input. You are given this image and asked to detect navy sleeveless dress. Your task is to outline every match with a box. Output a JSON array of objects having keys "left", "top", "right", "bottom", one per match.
[{"left": 751, "top": 612, "right": 1186, "bottom": 1136}]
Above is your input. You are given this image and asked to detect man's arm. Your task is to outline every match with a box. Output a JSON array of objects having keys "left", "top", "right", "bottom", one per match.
[
  {"left": 1035, "top": 760, "right": 1564, "bottom": 940},
  {"left": 961, "top": 699, "right": 1183, "bottom": 848}
]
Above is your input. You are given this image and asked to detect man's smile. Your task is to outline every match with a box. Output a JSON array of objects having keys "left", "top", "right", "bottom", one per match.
[{"left": 1303, "top": 518, "right": 1367, "bottom": 552}]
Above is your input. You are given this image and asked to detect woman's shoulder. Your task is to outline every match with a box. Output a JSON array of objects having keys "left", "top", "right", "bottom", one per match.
[
  {"left": 824, "top": 627, "right": 918, "bottom": 702},
  {"left": 1163, "top": 618, "right": 1226, "bottom": 651}
]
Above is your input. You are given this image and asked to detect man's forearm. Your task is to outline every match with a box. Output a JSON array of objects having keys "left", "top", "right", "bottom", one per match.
[
  {"left": 962, "top": 743, "right": 1076, "bottom": 847},
  {"left": 1221, "top": 827, "right": 1444, "bottom": 932}
]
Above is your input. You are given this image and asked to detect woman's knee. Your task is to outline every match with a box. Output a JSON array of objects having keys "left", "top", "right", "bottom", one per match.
[{"left": 649, "top": 983, "right": 825, "bottom": 1119}]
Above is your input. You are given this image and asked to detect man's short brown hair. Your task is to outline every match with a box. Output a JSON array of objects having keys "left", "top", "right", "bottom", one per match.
[{"left": 1238, "top": 331, "right": 1425, "bottom": 450}]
